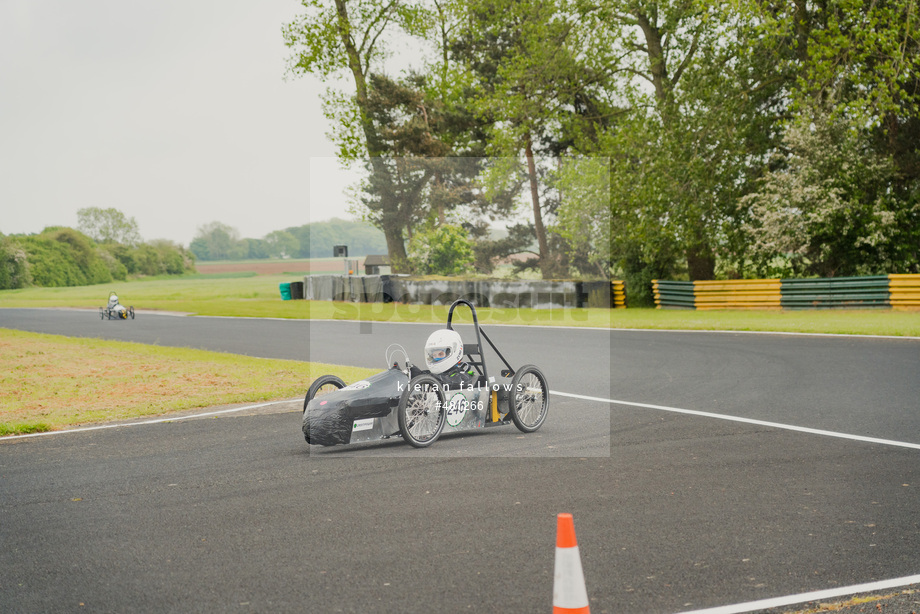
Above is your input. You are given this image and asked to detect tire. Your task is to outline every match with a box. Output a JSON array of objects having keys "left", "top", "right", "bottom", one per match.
[
  {"left": 507, "top": 365, "right": 549, "bottom": 433},
  {"left": 129, "top": 306, "right": 135, "bottom": 319},
  {"left": 397, "top": 374, "right": 446, "bottom": 448},
  {"left": 303, "top": 375, "right": 346, "bottom": 412},
  {"left": 99, "top": 308, "right": 104, "bottom": 320}
]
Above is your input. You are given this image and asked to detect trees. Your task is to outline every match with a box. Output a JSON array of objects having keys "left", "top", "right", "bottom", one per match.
[
  {"left": 284, "top": 0, "right": 427, "bottom": 270},
  {"left": 448, "top": 0, "right": 593, "bottom": 278},
  {"left": 189, "top": 222, "right": 247, "bottom": 261},
  {"left": 283, "top": 0, "right": 919, "bottom": 283},
  {"left": 741, "top": 0, "right": 920, "bottom": 275},
  {"left": 76, "top": 207, "right": 142, "bottom": 246},
  {"left": 741, "top": 110, "right": 905, "bottom": 277},
  {"left": 407, "top": 224, "right": 475, "bottom": 275}
]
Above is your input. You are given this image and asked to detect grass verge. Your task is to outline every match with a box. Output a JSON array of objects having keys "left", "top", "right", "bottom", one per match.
[
  {"left": 0, "top": 328, "right": 376, "bottom": 436},
  {"left": 2, "top": 275, "right": 919, "bottom": 336}
]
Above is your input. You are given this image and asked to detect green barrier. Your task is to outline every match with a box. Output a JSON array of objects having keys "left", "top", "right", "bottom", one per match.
[
  {"left": 781, "top": 276, "right": 890, "bottom": 308},
  {"left": 279, "top": 282, "right": 292, "bottom": 301}
]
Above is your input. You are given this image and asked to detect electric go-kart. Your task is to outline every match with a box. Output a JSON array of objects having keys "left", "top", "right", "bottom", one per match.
[
  {"left": 302, "top": 299, "right": 549, "bottom": 448},
  {"left": 99, "top": 292, "right": 135, "bottom": 320}
]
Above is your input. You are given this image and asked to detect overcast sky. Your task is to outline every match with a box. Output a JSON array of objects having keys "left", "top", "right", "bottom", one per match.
[{"left": 0, "top": 0, "right": 365, "bottom": 247}]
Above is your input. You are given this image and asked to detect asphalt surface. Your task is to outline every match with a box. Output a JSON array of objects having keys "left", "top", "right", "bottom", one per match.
[{"left": 1, "top": 308, "right": 919, "bottom": 613}]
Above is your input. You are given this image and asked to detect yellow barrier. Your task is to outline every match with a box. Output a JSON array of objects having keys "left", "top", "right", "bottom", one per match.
[
  {"left": 693, "top": 279, "right": 782, "bottom": 310},
  {"left": 612, "top": 280, "right": 626, "bottom": 308},
  {"left": 889, "top": 274, "right": 920, "bottom": 309}
]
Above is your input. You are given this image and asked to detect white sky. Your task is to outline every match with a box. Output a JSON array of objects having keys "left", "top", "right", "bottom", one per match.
[{"left": 0, "top": 0, "right": 364, "bottom": 247}]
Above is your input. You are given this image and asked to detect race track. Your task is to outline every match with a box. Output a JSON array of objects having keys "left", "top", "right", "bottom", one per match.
[{"left": 1, "top": 308, "right": 919, "bottom": 613}]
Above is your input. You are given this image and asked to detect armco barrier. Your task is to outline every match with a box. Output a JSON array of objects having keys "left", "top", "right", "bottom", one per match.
[
  {"left": 889, "top": 274, "right": 920, "bottom": 309},
  {"left": 781, "top": 276, "right": 888, "bottom": 309},
  {"left": 695, "top": 279, "right": 782, "bottom": 310},
  {"left": 652, "top": 280, "right": 695, "bottom": 309},
  {"left": 302, "top": 275, "right": 625, "bottom": 308},
  {"left": 654, "top": 274, "right": 920, "bottom": 310}
]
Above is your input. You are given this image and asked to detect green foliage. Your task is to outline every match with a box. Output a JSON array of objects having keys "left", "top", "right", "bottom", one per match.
[
  {"left": 287, "top": 218, "right": 388, "bottom": 258},
  {"left": 263, "top": 231, "right": 298, "bottom": 259},
  {"left": 3, "top": 229, "right": 193, "bottom": 289},
  {"left": 76, "top": 207, "right": 142, "bottom": 245},
  {"left": 0, "top": 235, "right": 32, "bottom": 289},
  {"left": 553, "top": 157, "right": 611, "bottom": 277},
  {"left": 281, "top": 0, "right": 920, "bottom": 284},
  {"left": 16, "top": 229, "right": 111, "bottom": 287},
  {"left": 190, "top": 222, "right": 248, "bottom": 261},
  {"left": 741, "top": 111, "right": 906, "bottom": 277},
  {"left": 407, "top": 224, "right": 475, "bottom": 275},
  {"left": 0, "top": 422, "right": 52, "bottom": 436}
]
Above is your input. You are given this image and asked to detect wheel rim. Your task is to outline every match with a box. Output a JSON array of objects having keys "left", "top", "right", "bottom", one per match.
[
  {"left": 514, "top": 373, "right": 546, "bottom": 426},
  {"left": 405, "top": 387, "right": 442, "bottom": 442}
]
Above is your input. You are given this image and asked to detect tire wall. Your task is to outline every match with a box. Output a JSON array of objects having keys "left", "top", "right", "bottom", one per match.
[{"left": 302, "top": 275, "right": 626, "bottom": 308}]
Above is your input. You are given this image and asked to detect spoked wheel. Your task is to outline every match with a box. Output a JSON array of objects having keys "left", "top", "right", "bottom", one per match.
[
  {"left": 398, "top": 374, "right": 446, "bottom": 448},
  {"left": 99, "top": 308, "right": 104, "bottom": 320},
  {"left": 129, "top": 306, "right": 135, "bottom": 319},
  {"left": 507, "top": 365, "right": 549, "bottom": 433},
  {"left": 303, "top": 375, "right": 346, "bottom": 412}
]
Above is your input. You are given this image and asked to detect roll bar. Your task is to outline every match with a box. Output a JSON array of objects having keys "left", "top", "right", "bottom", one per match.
[{"left": 446, "top": 299, "right": 516, "bottom": 379}]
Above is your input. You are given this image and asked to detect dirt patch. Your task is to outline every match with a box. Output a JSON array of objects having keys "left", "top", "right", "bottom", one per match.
[{"left": 196, "top": 260, "right": 362, "bottom": 275}]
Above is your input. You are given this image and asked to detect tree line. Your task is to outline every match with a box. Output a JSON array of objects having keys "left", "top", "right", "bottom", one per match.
[
  {"left": 189, "top": 218, "right": 388, "bottom": 261},
  {"left": 284, "top": 0, "right": 919, "bottom": 304},
  {"left": 0, "top": 208, "right": 195, "bottom": 290}
]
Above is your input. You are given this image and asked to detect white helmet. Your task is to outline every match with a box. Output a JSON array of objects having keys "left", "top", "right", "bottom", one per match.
[{"left": 425, "top": 329, "right": 463, "bottom": 375}]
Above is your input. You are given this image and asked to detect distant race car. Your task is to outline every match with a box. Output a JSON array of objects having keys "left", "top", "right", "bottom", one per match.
[
  {"left": 302, "top": 299, "right": 549, "bottom": 448},
  {"left": 99, "top": 292, "right": 135, "bottom": 320}
]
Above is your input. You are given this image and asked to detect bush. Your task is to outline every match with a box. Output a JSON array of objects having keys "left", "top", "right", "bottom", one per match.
[
  {"left": 0, "top": 236, "right": 31, "bottom": 289},
  {"left": 7, "top": 228, "right": 195, "bottom": 289},
  {"left": 408, "top": 225, "right": 475, "bottom": 276},
  {"left": 20, "top": 235, "right": 89, "bottom": 286}
]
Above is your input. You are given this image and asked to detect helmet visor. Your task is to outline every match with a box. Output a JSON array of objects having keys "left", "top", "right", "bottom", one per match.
[{"left": 427, "top": 347, "right": 451, "bottom": 363}]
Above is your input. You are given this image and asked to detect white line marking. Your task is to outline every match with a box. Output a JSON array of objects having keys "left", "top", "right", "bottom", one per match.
[
  {"left": 1, "top": 400, "right": 294, "bottom": 441},
  {"left": 550, "top": 391, "right": 920, "bottom": 451},
  {"left": 673, "top": 573, "right": 920, "bottom": 614}
]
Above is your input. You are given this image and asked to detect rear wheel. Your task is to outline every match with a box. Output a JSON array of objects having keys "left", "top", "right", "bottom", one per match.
[
  {"left": 303, "top": 375, "right": 346, "bottom": 412},
  {"left": 507, "top": 365, "right": 549, "bottom": 433},
  {"left": 398, "top": 374, "right": 446, "bottom": 448}
]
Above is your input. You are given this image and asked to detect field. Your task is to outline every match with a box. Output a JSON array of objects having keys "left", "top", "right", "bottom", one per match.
[{"left": 0, "top": 328, "right": 376, "bottom": 436}]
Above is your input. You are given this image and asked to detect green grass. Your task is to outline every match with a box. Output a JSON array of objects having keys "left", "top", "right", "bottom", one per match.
[
  {"left": 2, "top": 275, "right": 919, "bottom": 336},
  {"left": 0, "top": 422, "right": 52, "bottom": 437},
  {"left": 0, "top": 328, "right": 377, "bottom": 434}
]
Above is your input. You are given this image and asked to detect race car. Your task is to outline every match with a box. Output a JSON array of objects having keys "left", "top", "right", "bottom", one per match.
[
  {"left": 99, "top": 292, "right": 135, "bottom": 320},
  {"left": 302, "top": 299, "right": 549, "bottom": 448}
]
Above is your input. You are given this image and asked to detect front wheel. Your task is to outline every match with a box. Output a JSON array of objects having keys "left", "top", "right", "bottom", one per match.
[
  {"left": 129, "top": 306, "right": 135, "bottom": 319},
  {"left": 507, "top": 365, "right": 549, "bottom": 433},
  {"left": 303, "top": 375, "right": 346, "bottom": 412},
  {"left": 99, "top": 308, "right": 104, "bottom": 320},
  {"left": 398, "top": 374, "right": 446, "bottom": 448}
]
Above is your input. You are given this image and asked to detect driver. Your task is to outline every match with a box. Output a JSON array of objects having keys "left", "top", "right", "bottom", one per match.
[
  {"left": 424, "top": 329, "right": 476, "bottom": 386},
  {"left": 107, "top": 293, "right": 119, "bottom": 309}
]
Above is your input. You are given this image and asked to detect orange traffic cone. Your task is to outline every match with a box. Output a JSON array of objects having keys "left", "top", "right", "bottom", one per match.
[{"left": 553, "top": 513, "right": 590, "bottom": 613}]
